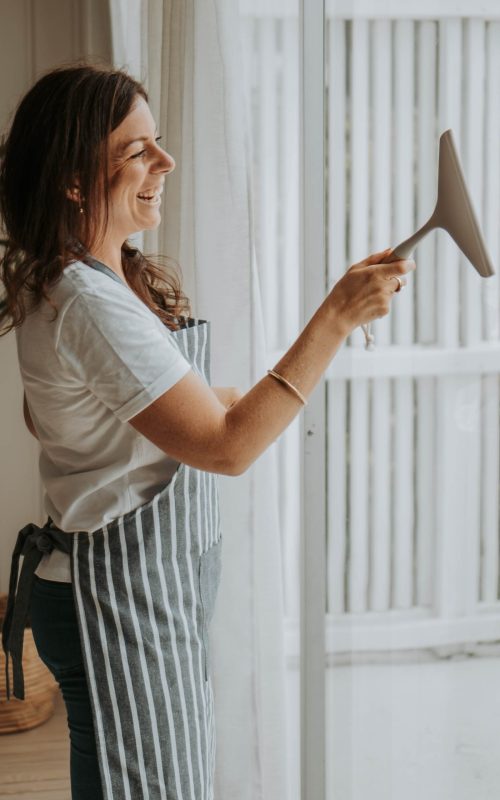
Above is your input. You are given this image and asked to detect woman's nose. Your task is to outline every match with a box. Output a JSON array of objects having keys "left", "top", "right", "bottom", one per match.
[{"left": 153, "top": 148, "right": 175, "bottom": 174}]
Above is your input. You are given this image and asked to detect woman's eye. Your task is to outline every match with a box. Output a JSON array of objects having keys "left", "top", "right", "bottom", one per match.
[{"left": 131, "top": 136, "right": 163, "bottom": 160}]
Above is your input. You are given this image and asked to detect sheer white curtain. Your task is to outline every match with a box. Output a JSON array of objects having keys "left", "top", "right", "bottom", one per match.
[
  {"left": 108, "top": 0, "right": 142, "bottom": 78},
  {"left": 108, "top": 1, "right": 289, "bottom": 797}
]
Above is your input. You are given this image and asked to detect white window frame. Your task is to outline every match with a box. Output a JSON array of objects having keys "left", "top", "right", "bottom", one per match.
[{"left": 299, "top": 2, "right": 327, "bottom": 798}]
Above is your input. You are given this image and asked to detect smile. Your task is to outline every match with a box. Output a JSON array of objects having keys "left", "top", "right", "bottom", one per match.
[
  {"left": 136, "top": 193, "right": 162, "bottom": 205},
  {"left": 136, "top": 185, "right": 163, "bottom": 205}
]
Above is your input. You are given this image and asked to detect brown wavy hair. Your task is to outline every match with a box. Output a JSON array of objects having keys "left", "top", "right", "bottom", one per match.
[{"left": 0, "top": 62, "right": 191, "bottom": 336}]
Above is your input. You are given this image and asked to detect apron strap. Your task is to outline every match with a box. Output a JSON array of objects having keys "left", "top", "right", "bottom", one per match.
[{"left": 1, "top": 519, "right": 72, "bottom": 700}]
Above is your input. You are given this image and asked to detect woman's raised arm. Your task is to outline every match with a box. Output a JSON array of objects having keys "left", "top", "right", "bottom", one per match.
[{"left": 129, "top": 250, "right": 415, "bottom": 476}]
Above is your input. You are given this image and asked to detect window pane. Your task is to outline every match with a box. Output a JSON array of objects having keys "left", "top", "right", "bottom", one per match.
[{"left": 326, "top": 8, "right": 500, "bottom": 800}]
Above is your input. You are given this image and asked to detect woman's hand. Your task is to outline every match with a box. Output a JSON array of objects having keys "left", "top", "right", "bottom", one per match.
[
  {"left": 211, "top": 386, "right": 244, "bottom": 410},
  {"left": 327, "top": 248, "right": 416, "bottom": 338}
]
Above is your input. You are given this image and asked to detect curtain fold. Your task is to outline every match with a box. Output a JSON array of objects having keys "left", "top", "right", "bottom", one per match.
[
  {"left": 108, "top": 1, "right": 290, "bottom": 797},
  {"left": 108, "top": 0, "right": 142, "bottom": 78}
]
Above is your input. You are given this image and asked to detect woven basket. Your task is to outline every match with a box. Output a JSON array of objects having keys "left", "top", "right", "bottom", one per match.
[{"left": 0, "top": 593, "right": 59, "bottom": 734}]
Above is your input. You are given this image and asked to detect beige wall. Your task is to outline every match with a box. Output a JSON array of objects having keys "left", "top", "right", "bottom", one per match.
[{"left": 0, "top": 0, "right": 112, "bottom": 593}]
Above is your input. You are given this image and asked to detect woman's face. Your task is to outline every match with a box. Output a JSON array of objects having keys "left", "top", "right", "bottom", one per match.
[{"left": 105, "top": 95, "right": 174, "bottom": 239}]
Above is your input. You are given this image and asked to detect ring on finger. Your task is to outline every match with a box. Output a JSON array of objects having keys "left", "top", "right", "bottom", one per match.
[{"left": 391, "top": 275, "right": 404, "bottom": 292}]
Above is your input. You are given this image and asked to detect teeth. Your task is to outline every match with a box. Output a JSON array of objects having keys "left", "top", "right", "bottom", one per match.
[
  {"left": 137, "top": 192, "right": 160, "bottom": 203},
  {"left": 137, "top": 186, "right": 163, "bottom": 201}
]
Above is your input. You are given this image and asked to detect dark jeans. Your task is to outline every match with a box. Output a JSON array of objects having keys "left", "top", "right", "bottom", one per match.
[{"left": 29, "top": 575, "right": 104, "bottom": 800}]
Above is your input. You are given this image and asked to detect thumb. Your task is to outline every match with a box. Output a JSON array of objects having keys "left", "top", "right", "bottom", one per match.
[
  {"left": 350, "top": 247, "right": 393, "bottom": 271},
  {"left": 362, "top": 247, "right": 393, "bottom": 266}
]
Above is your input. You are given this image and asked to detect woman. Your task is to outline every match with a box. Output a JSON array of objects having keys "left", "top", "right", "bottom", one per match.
[{"left": 0, "top": 64, "right": 414, "bottom": 800}]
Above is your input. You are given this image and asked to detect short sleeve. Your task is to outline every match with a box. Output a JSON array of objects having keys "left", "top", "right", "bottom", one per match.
[{"left": 56, "top": 289, "right": 192, "bottom": 422}]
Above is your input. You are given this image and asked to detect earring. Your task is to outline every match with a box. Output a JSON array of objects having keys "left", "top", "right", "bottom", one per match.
[{"left": 67, "top": 186, "right": 85, "bottom": 214}]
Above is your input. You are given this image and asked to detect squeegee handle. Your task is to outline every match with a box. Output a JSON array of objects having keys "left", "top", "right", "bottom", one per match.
[{"left": 388, "top": 215, "right": 437, "bottom": 261}]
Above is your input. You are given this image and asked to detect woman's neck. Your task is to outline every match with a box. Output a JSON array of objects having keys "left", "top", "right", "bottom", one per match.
[{"left": 89, "top": 243, "right": 126, "bottom": 282}]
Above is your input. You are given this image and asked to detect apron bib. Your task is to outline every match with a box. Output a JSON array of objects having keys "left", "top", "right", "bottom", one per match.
[{"left": 3, "top": 256, "right": 223, "bottom": 800}]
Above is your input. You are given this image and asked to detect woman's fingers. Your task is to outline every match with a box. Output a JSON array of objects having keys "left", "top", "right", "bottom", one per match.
[
  {"left": 351, "top": 249, "right": 416, "bottom": 275},
  {"left": 377, "top": 258, "right": 416, "bottom": 279},
  {"left": 363, "top": 247, "right": 394, "bottom": 266},
  {"left": 327, "top": 251, "right": 416, "bottom": 335},
  {"left": 350, "top": 247, "right": 393, "bottom": 270},
  {"left": 384, "top": 274, "right": 407, "bottom": 292}
]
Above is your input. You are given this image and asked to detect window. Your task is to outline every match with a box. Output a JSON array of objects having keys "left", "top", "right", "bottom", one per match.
[{"left": 241, "top": 1, "right": 500, "bottom": 797}]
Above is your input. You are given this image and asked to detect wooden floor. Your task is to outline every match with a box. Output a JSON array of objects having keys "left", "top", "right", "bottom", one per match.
[{"left": 0, "top": 690, "right": 70, "bottom": 798}]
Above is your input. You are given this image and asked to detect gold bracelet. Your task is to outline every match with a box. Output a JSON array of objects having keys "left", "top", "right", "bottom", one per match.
[{"left": 267, "top": 369, "right": 308, "bottom": 406}]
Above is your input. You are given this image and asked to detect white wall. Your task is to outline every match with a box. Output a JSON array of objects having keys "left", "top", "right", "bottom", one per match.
[{"left": 0, "top": 0, "right": 112, "bottom": 594}]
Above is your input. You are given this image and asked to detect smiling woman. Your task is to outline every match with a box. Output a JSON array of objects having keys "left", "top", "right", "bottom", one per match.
[
  {"left": 0, "top": 63, "right": 228, "bottom": 800},
  {"left": 86, "top": 95, "right": 175, "bottom": 281},
  {"left": 0, "top": 64, "right": 189, "bottom": 334},
  {"left": 0, "top": 60, "right": 413, "bottom": 800}
]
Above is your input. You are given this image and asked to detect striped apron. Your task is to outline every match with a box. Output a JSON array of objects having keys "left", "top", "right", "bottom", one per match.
[{"left": 3, "top": 257, "right": 223, "bottom": 800}]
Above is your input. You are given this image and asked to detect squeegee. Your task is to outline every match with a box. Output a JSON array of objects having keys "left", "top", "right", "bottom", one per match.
[{"left": 362, "top": 128, "right": 495, "bottom": 350}]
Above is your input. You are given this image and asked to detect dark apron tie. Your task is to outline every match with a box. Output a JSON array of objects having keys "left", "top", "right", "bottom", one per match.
[{"left": 1, "top": 519, "right": 72, "bottom": 700}]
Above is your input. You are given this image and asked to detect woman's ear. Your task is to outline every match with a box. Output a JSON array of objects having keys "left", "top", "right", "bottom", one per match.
[{"left": 65, "top": 185, "right": 81, "bottom": 203}]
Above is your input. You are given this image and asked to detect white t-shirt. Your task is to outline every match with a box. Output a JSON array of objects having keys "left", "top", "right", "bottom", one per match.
[{"left": 15, "top": 259, "right": 193, "bottom": 582}]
